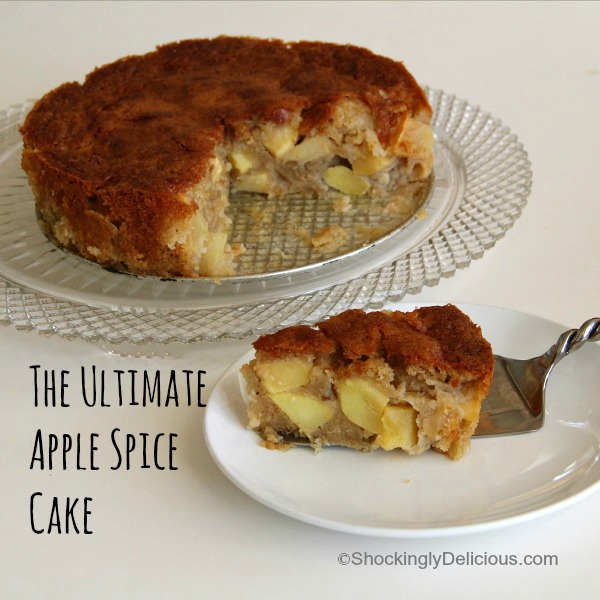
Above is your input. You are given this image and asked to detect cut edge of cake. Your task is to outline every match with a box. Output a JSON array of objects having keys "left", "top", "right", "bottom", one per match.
[{"left": 241, "top": 305, "right": 494, "bottom": 460}]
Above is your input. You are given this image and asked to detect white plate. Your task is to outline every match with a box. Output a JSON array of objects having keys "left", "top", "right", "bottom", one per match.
[{"left": 204, "top": 303, "right": 600, "bottom": 537}]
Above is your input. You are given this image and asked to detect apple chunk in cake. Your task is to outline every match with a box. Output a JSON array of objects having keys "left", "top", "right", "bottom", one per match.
[
  {"left": 228, "top": 97, "right": 433, "bottom": 199},
  {"left": 241, "top": 305, "right": 494, "bottom": 460}
]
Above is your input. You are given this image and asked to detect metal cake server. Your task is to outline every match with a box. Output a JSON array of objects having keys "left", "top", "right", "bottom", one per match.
[{"left": 474, "top": 317, "right": 600, "bottom": 437}]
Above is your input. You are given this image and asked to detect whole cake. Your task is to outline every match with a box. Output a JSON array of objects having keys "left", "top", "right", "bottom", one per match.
[
  {"left": 241, "top": 305, "right": 494, "bottom": 460},
  {"left": 20, "top": 36, "right": 434, "bottom": 278}
]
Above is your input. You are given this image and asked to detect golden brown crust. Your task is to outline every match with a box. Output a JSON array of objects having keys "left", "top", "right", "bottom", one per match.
[
  {"left": 253, "top": 325, "right": 336, "bottom": 357},
  {"left": 252, "top": 305, "right": 494, "bottom": 384},
  {"left": 317, "top": 309, "right": 388, "bottom": 360},
  {"left": 407, "top": 305, "right": 494, "bottom": 380},
  {"left": 22, "top": 149, "right": 198, "bottom": 276},
  {"left": 20, "top": 36, "right": 430, "bottom": 193}
]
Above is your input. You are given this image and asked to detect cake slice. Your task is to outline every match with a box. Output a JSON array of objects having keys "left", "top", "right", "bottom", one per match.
[
  {"left": 241, "top": 305, "right": 494, "bottom": 460},
  {"left": 20, "top": 36, "right": 434, "bottom": 279}
]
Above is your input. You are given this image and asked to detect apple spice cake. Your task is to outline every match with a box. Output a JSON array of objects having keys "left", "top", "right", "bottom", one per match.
[
  {"left": 19, "top": 36, "right": 434, "bottom": 279},
  {"left": 241, "top": 305, "right": 494, "bottom": 460}
]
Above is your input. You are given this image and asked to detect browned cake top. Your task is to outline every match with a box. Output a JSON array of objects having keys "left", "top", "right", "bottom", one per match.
[
  {"left": 254, "top": 325, "right": 336, "bottom": 357},
  {"left": 254, "top": 305, "right": 494, "bottom": 381},
  {"left": 20, "top": 36, "right": 431, "bottom": 194}
]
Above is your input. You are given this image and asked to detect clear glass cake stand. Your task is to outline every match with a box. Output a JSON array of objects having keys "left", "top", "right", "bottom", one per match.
[{"left": 0, "top": 88, "right": 531, "bottom": 355}]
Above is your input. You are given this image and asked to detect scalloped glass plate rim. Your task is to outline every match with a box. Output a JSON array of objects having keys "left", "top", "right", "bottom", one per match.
[
  {"left": 0, "top": 100, "right": 462, "bottom": 311},
  {"left": 0, "top": 88, "right": 532, "bottom": 343}
]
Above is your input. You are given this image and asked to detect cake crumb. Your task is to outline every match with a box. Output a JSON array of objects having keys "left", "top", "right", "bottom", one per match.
[
  {"left": 231, "top": 243, "right": 246, "bottom": 257},
  {"left": 311, "top": 225, "right": 349, "bottom": 252},
  {"left": 261, "top": 439, "right": 293, "bottom": 451},
  {"left": 332, "top": 195, "right": 353, "bottom": 214},
  {"left": 288, "top": 224, "right": 312, "bottom": 246}
]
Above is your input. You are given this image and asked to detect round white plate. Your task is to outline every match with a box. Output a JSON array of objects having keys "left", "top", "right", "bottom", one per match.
[{"left": 204, "top": 303, "right": 600, "bottom": 537}]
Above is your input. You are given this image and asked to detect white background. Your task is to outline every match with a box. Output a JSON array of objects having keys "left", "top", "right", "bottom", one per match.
[{"left": 1, "top": 2, "right": 599, "bottom": 598}]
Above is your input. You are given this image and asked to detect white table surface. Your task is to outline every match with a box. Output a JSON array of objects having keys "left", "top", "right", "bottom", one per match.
[{"left": 1, "top": 1, "right": 599, "bottom": 598}]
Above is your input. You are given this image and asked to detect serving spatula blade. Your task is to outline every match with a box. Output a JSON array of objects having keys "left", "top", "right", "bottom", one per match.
[{"left": 474, "top": 318, "right": 599, "bottom": 437}]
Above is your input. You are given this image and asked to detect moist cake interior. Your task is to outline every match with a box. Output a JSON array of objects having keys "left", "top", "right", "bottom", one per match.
[{"left": 241, "top": 305, "right": 494, "bottom": 460}]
